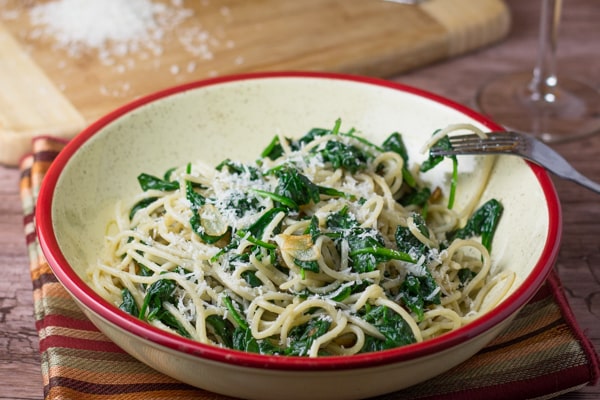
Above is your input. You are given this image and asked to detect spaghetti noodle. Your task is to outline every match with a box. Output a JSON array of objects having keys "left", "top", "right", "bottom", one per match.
[{"left": 87, "top": 121, "right": 514, "bottom": 357}]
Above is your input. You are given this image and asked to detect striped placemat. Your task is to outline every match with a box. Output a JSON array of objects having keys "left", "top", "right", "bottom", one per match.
[{"left": 20, "top": 136, "right": 599, "bottom": 400}]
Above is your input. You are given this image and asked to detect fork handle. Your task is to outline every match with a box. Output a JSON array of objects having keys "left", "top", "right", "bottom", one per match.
[
  {"left": 527, "top": 138, "right": 600, "bottom": 194},
  {"left": 560, "top": 169, "right": 600, "bottom": 194}
]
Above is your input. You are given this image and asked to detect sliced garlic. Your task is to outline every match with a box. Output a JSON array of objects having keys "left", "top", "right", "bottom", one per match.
[{"left": 199, "top": 204, "right": 228, "bottom": 236}]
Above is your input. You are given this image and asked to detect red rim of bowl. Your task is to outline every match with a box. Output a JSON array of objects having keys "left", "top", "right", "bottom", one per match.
[{"left": 36, "top": 71, "right": 562, "bottom": 371}]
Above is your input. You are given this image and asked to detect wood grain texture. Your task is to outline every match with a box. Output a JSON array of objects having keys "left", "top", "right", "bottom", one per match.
[
  {"left": 0, "top": 0, "right": 509, "bottom": 165},
  {"left": 0, "top": 0, "right": 599, "bottom": 398}
]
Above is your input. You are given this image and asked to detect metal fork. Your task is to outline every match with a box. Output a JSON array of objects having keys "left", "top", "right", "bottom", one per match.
[{"left": 429, "top": 131, "right": 600, "bottom": 194}]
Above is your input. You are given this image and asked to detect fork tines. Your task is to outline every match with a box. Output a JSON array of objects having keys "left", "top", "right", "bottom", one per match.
[{"left": 430, "top": 131, "right": 521, "bottom": 156}]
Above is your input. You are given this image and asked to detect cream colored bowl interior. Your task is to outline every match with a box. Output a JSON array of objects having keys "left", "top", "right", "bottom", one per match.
[
  {"left": 54, "top": 77, "right": 548, "bottom": 293},
  {"left": 48, "top": 76, "right": 552, "bottom": 399}
]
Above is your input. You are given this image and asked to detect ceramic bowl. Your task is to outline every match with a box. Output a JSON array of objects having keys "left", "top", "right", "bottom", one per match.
[{"left": 36, "top": 72, "right": 562, "bottom": 400}]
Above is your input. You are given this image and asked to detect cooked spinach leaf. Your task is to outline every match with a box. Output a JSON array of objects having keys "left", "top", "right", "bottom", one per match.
[
  {"left": 458, "top": 268, "right": 477, "bottom": 287},
  {"left": 325, "top": 205, "right": 357, "bottom": 231},
  {"left": 223, "top": 295, "right": 248, "bottom": 329},
  {"left": 241, "top": 270, "right": 263, "bottom": 287},
  {"left": 326, "top": 207, "right": 413, "bottom": 272},
  {"left": 216, "top": 159, "right": 261, "bottom": 180},
  {"left": 261, "top": 135, "right": 285, "bottom": 161},
  {"left": 382, "top": 132, "right": 416, "bottom": 188},
  {"left": 306, "top": 215, "right": 321, "bottom": 241},
  {"left": 185, "top": 167, "right": 206, "bottom": 211},
  {"left": 291, "top": 127, "right": 331, "bottom": 150},
  {"left": 421, "top": 134, "right": 451, "bottom": 172},
  {"left": 285, "top": 317, "right": 332, "bottom": 356},
  {"left": 395, "top": 213, "right": 430, "bottom": 259},
  {"left": 451, "top": 199, "right": 503, "bottom": 252},
  {"left": 119, "top": 288, "right": 139, "bottom": 316},
  {"left": 139, "top": 278, "right": 176, "bottom": 320},
  {"left": 398, "top": 187, "right": 432, "bottom": 208},
  {"left": 421, "top": 135, "right": 458, "bottom": 209},
  {"left": 274, "top": 166, "right": 321, "bottom": 209},
  {"left": 137, "top": 172, "right": 180, "bottom": 192},
  {"left": 223, "top": 191, "right": 264, "bottom": 218},
  {"left": 224, "top": 295, "right": 281, "bottom": 355},
  {"left": 317, "top": 185, "right": 355, "bottom": 200},
  {"left": 245, "top": 207, "right": 287, "bottom": 239},
  {"left": 232, "top": 326, "right": 281, "bottom": 355},
  {"left": 294, "top": 259, "right": 320, "bottom": 278},
  {"left": 184, "top": 163, "right": 229, "bottom": 244},
  {"left": 137, "top": 277, "right": 190, "bottom": 338},
  {"left": 129, "top": 197, "right": 158, "bottom": 220},
  {"left": 398, "top": 272, "right": 441, "bottom": 321},
  {"left": 230, "top": 207, "right": 286, "bottom": 254},
  {"left": 189, "top": 213, "right": 229, "bottom": 244},
  {"left": 360, "top": 305, "right": 416, "bottom": 352},
  {"left": 325, "top": 281, "right": 371, "bottom": 302},
  {"left": 318, "top": 140, "right": 370, "bottom": 174},
  {"left": 206, "top": 315, "right": 235, "bottom": 348}
]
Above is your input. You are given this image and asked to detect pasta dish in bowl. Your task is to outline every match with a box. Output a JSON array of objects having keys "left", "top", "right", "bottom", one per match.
[
  {"left": 91, "top": 120, "right": 510, "bottom": 356},
  {"left": 36, "top": 72, "right": 561, "bottom": 400}
]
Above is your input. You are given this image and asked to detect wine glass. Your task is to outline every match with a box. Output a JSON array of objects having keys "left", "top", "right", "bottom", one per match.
[{"left": 475, "top": 0, "right": 600, "bottom": 143}]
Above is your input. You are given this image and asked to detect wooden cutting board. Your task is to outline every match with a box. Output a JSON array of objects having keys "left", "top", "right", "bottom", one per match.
[{"left": 0, "top": 0, "right": 510, "bottom": 166}]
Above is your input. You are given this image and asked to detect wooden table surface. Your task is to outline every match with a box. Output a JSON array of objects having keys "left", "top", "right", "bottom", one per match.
[{"left": 1, "top": 0, "right": 598, "bottom": 398}]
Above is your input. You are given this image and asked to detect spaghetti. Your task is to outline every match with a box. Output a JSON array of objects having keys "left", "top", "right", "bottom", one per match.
[{"left": 87, "top": 121, "right": 514, "bottom": 357}]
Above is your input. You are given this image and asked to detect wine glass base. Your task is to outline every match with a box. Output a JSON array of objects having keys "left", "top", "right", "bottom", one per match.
[{"left": 475, "top": 71, "right": 600, "bottom": 143}]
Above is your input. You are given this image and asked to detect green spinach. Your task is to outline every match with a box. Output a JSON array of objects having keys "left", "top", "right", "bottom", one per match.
[
  {"left": 285, "top": 317, "right": 332, "bottom": 356},
  {"left": 398, "top": 272, "right": 441, "bottom": 321},
  {"left": 451, "top": 199, "right": 503, "bottom": 252},
  {"left": 137, "top": 277, "right": 190, "bottom": 338},
  {"left": 360, "top": 305, "right": 416, "bottom": 352},
  {"left": 119, "top": 288, "right": 139, "bottom": 316},
  {"left": 382, "top": 132, "right": 417, "bottom": 188},
  {"left": 421, "top": 135, "right": 458, "bottom": 209}
]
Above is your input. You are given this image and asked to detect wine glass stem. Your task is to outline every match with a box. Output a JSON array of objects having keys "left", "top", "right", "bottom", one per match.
[{"left": 528, "top": 0, "right": 562, "bottom": 103}]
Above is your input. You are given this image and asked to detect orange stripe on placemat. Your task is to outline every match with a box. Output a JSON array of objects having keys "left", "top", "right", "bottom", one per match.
[
  {"left": 31, "top": 158, "right": 54, "bottom": 179},
  {"left": 33, "top": 283, "right": 73, "bottom": 308},
  {"left": 32, "top": 286, "right": 88, "bottom": 323},
  {"left": 33, "top": 280, "right": 70, "bottom": 299},
  {"left": 39, "top": 326, "right": 111, "bottom": 342},
  {"left": 19, "top": 168, "right": 33, "bottom": 198},
  {"left": 47, "top": 365, "right": 184, "bottom": 385}
]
